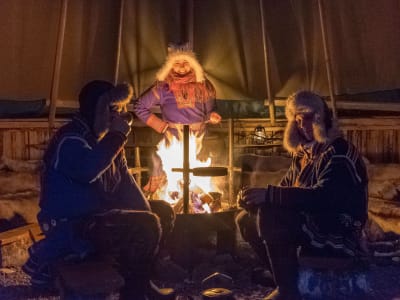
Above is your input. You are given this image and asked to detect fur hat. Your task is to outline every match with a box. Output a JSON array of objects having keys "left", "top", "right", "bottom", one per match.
[
  {"left": 156, "top": 43, "right": 205, "bottom": 82},
  {"left": 79, "top": 80, "right": 133, "bottom": 136},
  {"left": 283, "top": 90, "right": 340, "bottom": 154}
]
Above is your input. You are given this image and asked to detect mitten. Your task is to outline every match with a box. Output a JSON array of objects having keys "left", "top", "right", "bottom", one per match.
[{"left": 110, "top": 112, "right": 132, "bottom": 136}]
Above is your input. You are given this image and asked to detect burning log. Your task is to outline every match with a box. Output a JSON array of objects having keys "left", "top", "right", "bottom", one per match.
[
  {"left": 172, "top": 189, "right": 222, "bottom": 214},
  {"left": 151, "top": 124, "right": 229, "bottom": 214}
]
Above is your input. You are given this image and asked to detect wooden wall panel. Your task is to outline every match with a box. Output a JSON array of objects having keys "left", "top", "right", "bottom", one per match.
[
  {"left": 1, "top": 117, "right": 400, "bottom": 163},
  {"left": 0, "top": 119, "right": 66, "bottom": 161},
  {"left": 219, "top": 117, "right": 400, "bottom": 164}
]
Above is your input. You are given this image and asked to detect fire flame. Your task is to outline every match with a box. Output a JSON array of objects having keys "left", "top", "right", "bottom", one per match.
[{"left": 155, "top": 133, "right": 217, "bottom": 213}]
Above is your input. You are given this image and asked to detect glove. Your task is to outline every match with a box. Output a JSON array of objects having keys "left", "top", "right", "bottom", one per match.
[
  {"left": 237, "top": 186, "right": 267, "bottom": 214},
  {"left": 109, "top": 112, "right": 132, "bottom": 136},
  {"left": 209, "top": 112, "right": 222, "bottom": 124}
]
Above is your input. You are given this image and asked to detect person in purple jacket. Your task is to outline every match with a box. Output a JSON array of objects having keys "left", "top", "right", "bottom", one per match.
[
  {"left": 134, "top": 44, "right": 221, "bottom": 194},
  {"left": 23, "top": 80, "right": 175, "bottom": 300}
]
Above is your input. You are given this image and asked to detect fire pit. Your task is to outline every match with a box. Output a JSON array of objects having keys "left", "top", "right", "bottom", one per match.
[
  {"left": 168, "top": 208, "right": 238, "bottom": 269},
  {"left": 160, "top": 125, "right": 239, "bottom": 269}
]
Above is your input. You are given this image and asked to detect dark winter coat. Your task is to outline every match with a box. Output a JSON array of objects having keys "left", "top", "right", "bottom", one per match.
[
  {"left": 38, "top": 114, "right": 149, "bottom": 222},
  {"left": 265, "top": 137, "right": 368, "bottom": 255},
  {"left": 22, "top": 115, "right": 153, "bottom": 286}
]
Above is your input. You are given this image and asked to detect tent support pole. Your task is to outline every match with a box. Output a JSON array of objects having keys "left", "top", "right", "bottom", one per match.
[
  {"left": 259, "top": 0, "right": 275, "bottom": 125},
  {"left": 187, "top": 0, "right": 194, "bottom": 47},
  {"left": 114, "top": 0, "right": 125, "bottom": 85},
  {"left": 317, "top": 0, "right": 337, "bottom": 119},
  {"left": 179, "top": 0, "right": 193, "bottom": 46},
  {"left": 48, "top": 0, "right": 68, "bottom": 134}
]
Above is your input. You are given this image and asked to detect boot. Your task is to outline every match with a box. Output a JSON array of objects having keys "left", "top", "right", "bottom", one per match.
[
  {"left": 119, "top": 279, "right": 176, "bottom": 300},
  {"left": 147, "top": 280, "right": 176, "bottom": 300},
  {"left": 235, "top": 210, "right": 275, "bottom": 287},
  {"left": 119, "top": 280, "right": 147, "bottom": 300},
  {"left": 263, "top": 287, "right": 302, "bottom": 300},
  {"left": 251, "top": 267, "right": 275, "bottom": 287},
  {"left": 249, "top": 239, "right": 275, "bottom": 287},
  {"left": 263, "top": 243, "right": 302, "bottom": 300},
  {"left": 119, "top": 259, "right": 176, "bottom": 300}
]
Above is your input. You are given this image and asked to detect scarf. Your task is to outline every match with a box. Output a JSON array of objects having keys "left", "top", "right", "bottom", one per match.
[{"left": 163, "top": 70, "right": 215, "bottom": 108}]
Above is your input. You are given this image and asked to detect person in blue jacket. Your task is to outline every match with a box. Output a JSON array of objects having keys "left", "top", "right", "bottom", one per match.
[{"left": 22, "top": 80, "right": 175, "bottom": 300}]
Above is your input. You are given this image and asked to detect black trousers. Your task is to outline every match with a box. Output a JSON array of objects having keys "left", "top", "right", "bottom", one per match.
[
  {"left": 149, "top": 199, "right": 176, "bottom": 249},
  {"left": 84, "top": 200, "right": 175, "bottom": 277},
  {"left": 236, "top": 206, "right": 306, "bottom": 261}
]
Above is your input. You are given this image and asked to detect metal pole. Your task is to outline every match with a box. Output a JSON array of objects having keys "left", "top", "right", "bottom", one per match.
[
  {"left": 114, "top": 0, "right": 125, "bottom": 85},
  {"left": 183, "top": 125, "right": 190, "bottom": 214},
  {"left": 317, "top": 0, "right": 337, "bottom": 119},
  {"left": 48, "top": 0, "right": 68, "bottom": 133},
  {"left": 259, "top": 0, "right": 275, "bottom": 125},
  {"left": 228, "top": 118, "right": 234, "bottom": 208}
]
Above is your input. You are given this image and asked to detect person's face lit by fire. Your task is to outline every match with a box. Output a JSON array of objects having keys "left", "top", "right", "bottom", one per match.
[
  {"left": 295, "top": 112, "right": 315, "bottom": 142},
  {"left": 172, "top": 59, "right": 192, "bottom": 76}
]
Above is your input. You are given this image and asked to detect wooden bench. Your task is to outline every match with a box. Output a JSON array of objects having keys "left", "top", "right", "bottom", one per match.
[{"left": 0, "top": 223, "right": 43, "bottom": 267}]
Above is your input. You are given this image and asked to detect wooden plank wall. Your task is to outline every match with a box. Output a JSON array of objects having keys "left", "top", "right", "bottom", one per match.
[
  {"left": 214, "top": 117, "right": 400, "bottom": 164},
  {"left": 1, "top": 117, "right": 400, "bottom": 163},
  {"left": 340, "top": 118, "right": 400, "bottom": 163},
  {"left": 0, "top": 119, "right": 66, "bottom": 161}
]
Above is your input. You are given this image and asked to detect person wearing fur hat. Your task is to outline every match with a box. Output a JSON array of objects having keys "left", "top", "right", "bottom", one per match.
[
  {"left": 134, "top": 44, "right": 221, "bottom": 194},
  {"left": 22, "top": 80, "right": 176, "bottom": 300},
  {"left": 236, "top": 90, "right": 368, "bottom": 300}
]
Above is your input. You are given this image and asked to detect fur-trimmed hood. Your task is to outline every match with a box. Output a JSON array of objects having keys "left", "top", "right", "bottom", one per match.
[
  {"left": 156, "top": 46, "right": 205, "bottom": 83},
  {"left": 78, "top": 80, "right": 133, "bottom": 137},
  {"left": 283, "top": 90, "right": 342, "bottom": 154},
  {"left": 93, "top": 83, "right": 133, "bottom": 136}
]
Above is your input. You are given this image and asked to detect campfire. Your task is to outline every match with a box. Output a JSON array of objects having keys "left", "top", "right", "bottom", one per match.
[{"left": 151, "top": 125, "right": 226, "bottom": 214}]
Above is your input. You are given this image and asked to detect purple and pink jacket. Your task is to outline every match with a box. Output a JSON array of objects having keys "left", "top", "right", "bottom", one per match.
[{"left": 134, "top": 82, "right": 217, "bottom": 126}]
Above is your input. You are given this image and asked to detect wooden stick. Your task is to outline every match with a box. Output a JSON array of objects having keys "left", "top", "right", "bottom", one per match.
[
  {"left": 134, "top": 146, "right": 142, "bottom": 187},
  {"left": 228, "top": 118, "right": 234, "bottom": 207},
  {"left": 114, "top": 0, "right": 125, "bottom": 85},
  {"left": 187, "top": 0, "right": 194, "bottom": 47},
  {"left": 317, "top": 0, "right": 337, "bottom": 119},
  {"left": 259, "top": 0, "right": 276, "bottom": 125},
  {"left": 48, "top": 0, "right": 68, "bottom": 134}
]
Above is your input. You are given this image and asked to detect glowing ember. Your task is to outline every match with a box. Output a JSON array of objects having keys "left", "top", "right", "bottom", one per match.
[{"left": 154, "top": 133, "right": 221, "bottom": 213}]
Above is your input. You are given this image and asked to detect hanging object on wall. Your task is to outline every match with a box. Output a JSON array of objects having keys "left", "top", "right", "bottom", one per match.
[{"left": 252, "top": 125, "right": 267, "bottom": 145}]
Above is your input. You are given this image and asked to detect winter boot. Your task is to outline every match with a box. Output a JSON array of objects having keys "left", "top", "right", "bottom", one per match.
[
  {"left": 235, "top": 210, "right": 275, "bottom": 287},
  {"left": 147, "top": 280, "right": 176, "bottom": 300},
  {"left": 251, "top": 267, "right": 275, "bottom": 287},
  {"left": 119, "top": 279, "right": 176, "bottom": 300},
  {"left": 249, "top": 238, "right": 274, "bottom": 287},
  {"left": 263, "top": 243, "right": 302, "bottom": 300}
]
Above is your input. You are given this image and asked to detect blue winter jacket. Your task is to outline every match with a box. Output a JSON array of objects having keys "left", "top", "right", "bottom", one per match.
[
  {"left": 23, "top": 115, "right": 151, "bottom": 282},
  {"left": 38, "top": 114, "right": 150, "bottom": 222}
]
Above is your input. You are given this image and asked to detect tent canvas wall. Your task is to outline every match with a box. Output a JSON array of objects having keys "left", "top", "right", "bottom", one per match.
[
  {"left": 1, "top": 0, "right": 400, "bottom": 165},
  {"left": 1, "top": 0, "right": 400, "bottom": 114}
]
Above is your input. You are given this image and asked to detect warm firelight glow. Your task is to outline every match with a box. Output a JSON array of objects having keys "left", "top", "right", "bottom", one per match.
[{"left": 155, "top": 133, "right": 217, "bottom": 213}]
